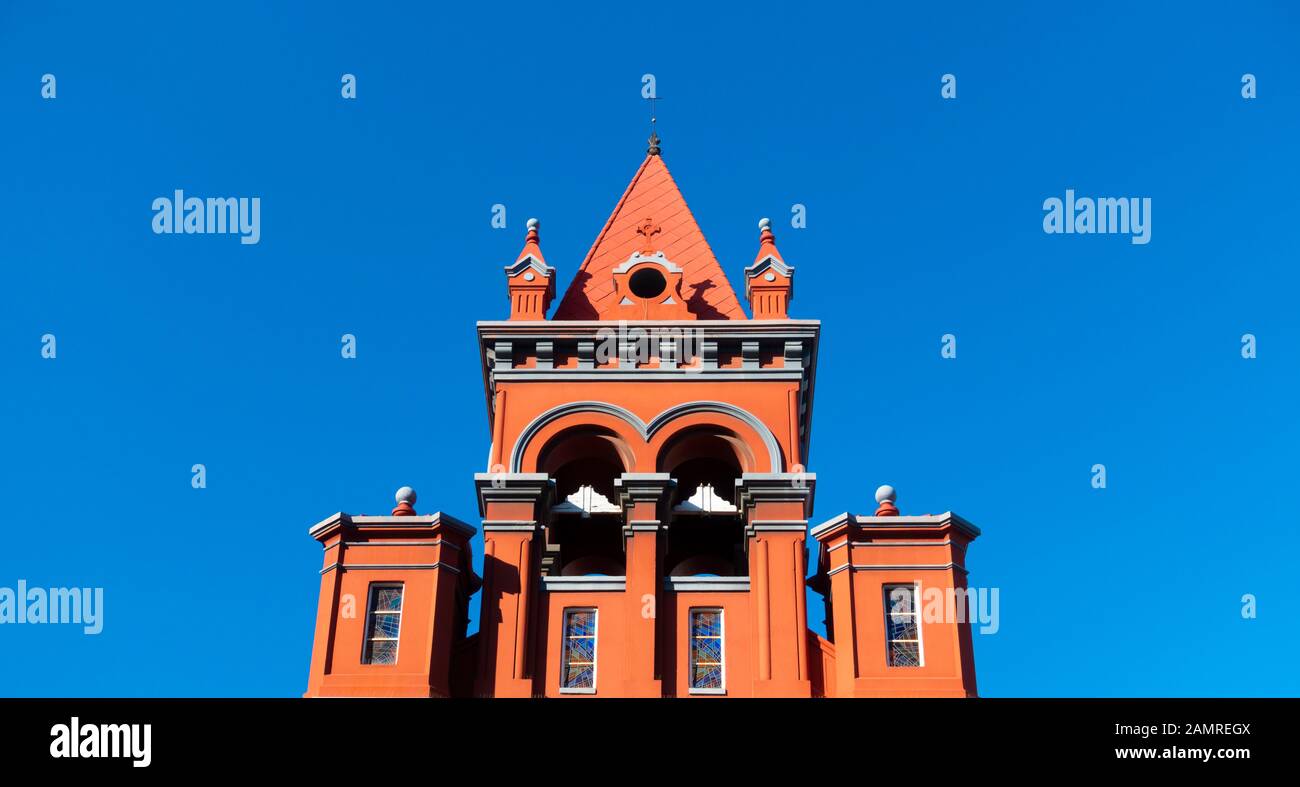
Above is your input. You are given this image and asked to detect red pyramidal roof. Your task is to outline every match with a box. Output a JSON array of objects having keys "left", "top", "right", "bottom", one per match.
[{"left": 553, "top": 152, "right": 746, "bottom": 320}]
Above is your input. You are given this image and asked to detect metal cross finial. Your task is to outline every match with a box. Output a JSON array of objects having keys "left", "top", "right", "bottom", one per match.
[{"left": 647, "top": 95, "right": 662, "bottom": 155}]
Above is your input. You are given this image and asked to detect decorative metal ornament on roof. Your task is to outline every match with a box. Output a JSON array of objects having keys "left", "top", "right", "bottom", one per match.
[
  {"left": 672, "top": 483, "right": 739, "bottom": 515},
  {"left": 551, "top": 485, "right": 621, "bottom": 518}
]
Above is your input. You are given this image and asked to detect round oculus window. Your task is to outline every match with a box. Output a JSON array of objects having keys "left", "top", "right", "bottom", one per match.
[{"left": 629, "top": 267, "right": 668, "bottom": 299}]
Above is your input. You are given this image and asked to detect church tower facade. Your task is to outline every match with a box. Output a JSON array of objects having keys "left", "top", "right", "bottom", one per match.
[{"left": 303, "top": 138, "right": 982, "bottom": 698}]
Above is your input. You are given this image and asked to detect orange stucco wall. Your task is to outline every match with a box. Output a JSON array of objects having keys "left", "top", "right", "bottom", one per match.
[
  {"left": 532, "top": 589, "right": 754, "bottom": 698},
  {"left": 536, "top": 592, "right": 626, "bottom": 698},
  {"left": 847, "top": 569, "right": 975, "bottom": 697},
  {"left": 667, "top": 592, "right": 753, "bottom": 698},
  {"left": 497, "top": 379, "right": 802, "bottom": 474}
]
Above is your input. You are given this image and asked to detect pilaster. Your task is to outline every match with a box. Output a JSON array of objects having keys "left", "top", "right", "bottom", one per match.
[
  {"left": 735, "top": 472, "right": 816, "bottom": 697},
  {"left": 474, "top": 472, "right": 552, "bottom": 697},
  {"left": 614, "top": 473, "right": 674, "bottom": 697}
]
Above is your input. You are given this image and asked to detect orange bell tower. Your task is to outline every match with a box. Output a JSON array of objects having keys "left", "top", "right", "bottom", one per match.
[
  {"left": 303, "top": 132, "right": 983, "bottom": 698},
  {"left": 473, "top": 135, "right": 821, "bottom": 697}
]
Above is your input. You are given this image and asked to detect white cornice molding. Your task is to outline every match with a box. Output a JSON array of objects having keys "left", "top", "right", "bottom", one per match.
[
  {"left": 504, "top": 254, "right": 555, "bottom": 279},
  {"left": 320, "top": 561, "right": 462, "bottom": 576},
  {"left": 309, "top": 511, "right": 476, "bottom": 539},
  {"left": 308, "top": 512, "right": 346, "bottom": 537},
  {"left": 540, "top": 575, "right": 626, "bottom": 592},
  {"left": 664, "top": 576, "right": 751, "bottom": 592},
  {"left": 614, "top": 472, "right": 675, "bottom": 505},
  {"left": 734, "top": 472, "right": 817, "bottom": 518},
  {"left": 743, "top": 255, "right": 796, "bottom": 301},
  {"left": 474, "top": 472, "right": 553, "bottom": 516},
  {"left": 825, "top": 562, "right": 968, "bottom": 577},
  {"left": 476, "top": 319, "right": 821, "bottom": 338},
  {"left": 810, "top": 511, "right": 981, "bottom": 540},
  {"left": 612, "top": 251, "right": 683, "bottom": 274},
  {"left": 490, "top": 368, "right": 805, "bottom": 382},
  {"left": 744, "top": 255, "right": 794, "bottom": 279}
]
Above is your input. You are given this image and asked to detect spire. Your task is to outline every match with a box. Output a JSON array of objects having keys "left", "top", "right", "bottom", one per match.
[
  {"left": 553, "top": 154, "right": 745, "bottom": 320},
  {"left": 647, "top": 92, "right": 661, "bottom": 156},
  {"left": 744, "top": 217, "right": 795, "bottom": 319},
  {"left": 754, "top": 217, "right": 783, "bottom": 264},
  {"left": 518, "top": 217, "right": 545, "bottom": 265},
  {"left": 504, "top": 218, "right": 555, "bottom": 320}
]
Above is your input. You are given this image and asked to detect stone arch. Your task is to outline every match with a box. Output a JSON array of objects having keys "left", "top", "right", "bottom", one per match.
[
  {"left": 511, "top": 400, "right": 782, "bottom": 474},
  {"left": 513, "top": 403, "right": 646, "bottom": 474},
  {"left": 647, "top": 403, "right": 780, "bottom": 474}
]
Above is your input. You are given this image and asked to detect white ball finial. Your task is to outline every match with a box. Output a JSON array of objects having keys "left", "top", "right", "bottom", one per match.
[
  {"left": 875, "top": 484, "right": 896, "bottom": 504},
  {"left": 395, "top": 486, "right": 417, "bottom": 505},
  {"left": 758, "top": 217, "right": 771, "bottom": 232},
  {"left": 526, "top": 217, "right": 539, "bottom": 231}
]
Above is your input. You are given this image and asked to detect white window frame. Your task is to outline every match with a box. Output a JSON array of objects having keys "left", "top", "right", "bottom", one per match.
[
  {"left": 688, "top": 607, "right": 726, "bottom": 695},
  {"left": 361, "top": 582, "right": 403, "bottom": 665},
  {"left": 559, "top": 607, "right": 598, "bottom": 694},
  {"left": 883, "top": 583, "right": 924, "bottom": 668}
]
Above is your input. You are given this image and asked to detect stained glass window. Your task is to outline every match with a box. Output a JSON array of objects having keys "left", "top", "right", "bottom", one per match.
[
  {"left": 689, "top": 609, "right": 725, "bottom": 693},
  {"left": 362, "top": 584, "right": 403, "bottom": 665},
  {"left": 885, "top": 585, "right": 922, "bottom": 667},
  {"left": 560, "top": 609, "right": 597, "bottom": 692}
]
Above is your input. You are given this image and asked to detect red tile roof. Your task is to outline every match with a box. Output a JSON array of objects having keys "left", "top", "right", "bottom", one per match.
[{"left": 553, "top": 154, "right": 746, "bottom": 320}]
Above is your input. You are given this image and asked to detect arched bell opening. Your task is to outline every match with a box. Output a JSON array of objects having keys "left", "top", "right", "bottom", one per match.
[
  {"left": 657, "top": 427, "right": 748, "bottom": 507},
  {"left": 537, "top": 427, "right": 630, "bottom": 576},
  {"left": 658, "top": 427, "right": 748, "bottom": 577},
  {"left": 538, "top": 426, "right": 630, "bottom": 502}
]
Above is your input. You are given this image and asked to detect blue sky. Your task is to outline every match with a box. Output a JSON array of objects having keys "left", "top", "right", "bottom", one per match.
[{"left": 1, "top": 1, "right": 1297, "bottom": 697}]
